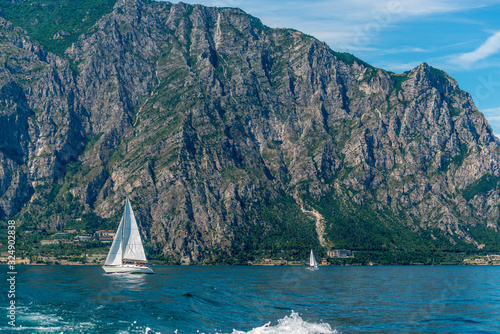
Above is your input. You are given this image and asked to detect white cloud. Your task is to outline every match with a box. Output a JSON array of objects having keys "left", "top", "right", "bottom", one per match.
[
  {"left": 493, "top": 131, "right": 500, "bottom": 142},
  {"left": 482, "top": 107, "right": 500, "bottom": 120},
  {"left": 394, "top": 0, "right": 493, "bottom": 16},
  {"left": 370, "top": 60, "right": 421, "bottom": 72},
  {"left": 456, "top": 30, "right": 500, "bottom": 65},
  {"left": 480, "top": 108, "right": 500, "bottom": 136},
  {"left": 379, "top": 46, "right": 429, "bottom": 55}
]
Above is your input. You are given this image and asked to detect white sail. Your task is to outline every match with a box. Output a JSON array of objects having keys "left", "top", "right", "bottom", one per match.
[
  {"left": 121, "top": 198, "right": 148, "bottom": 263},
  {"left": 104, "top": 215, "right": 124, "bottom": 266},
  {"left": 102, "top": 197, "right": 153, "bottom": 274},
  {"left": 309, "top": 250, "right": 318, "bottom": 268}
]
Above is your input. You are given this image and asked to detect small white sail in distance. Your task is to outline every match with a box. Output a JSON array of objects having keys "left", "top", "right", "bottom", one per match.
[{"left": 307, "top": 249, "right": 319, "bottom": 270}]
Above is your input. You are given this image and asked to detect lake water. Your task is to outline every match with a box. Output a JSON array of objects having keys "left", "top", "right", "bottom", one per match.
[{"left": 2, "top": 265, "right": 500, "bottom": 333}]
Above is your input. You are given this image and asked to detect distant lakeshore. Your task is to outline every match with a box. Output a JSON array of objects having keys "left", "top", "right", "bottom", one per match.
[{"left": 3, "top": 254, "right": 500, "bottom": 266}]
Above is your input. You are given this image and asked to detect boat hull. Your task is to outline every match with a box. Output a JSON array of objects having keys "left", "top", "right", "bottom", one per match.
[{"left": 102, "top": 264, "right": 154, "bottom": 274}]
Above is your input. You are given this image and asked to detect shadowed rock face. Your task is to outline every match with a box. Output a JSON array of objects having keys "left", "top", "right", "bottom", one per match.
[{"left": 1, "top": 0, "right": 499, "bottom": 262}]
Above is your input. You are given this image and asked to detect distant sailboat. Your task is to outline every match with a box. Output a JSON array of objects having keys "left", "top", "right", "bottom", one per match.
[
  {"left": 306, "top": 250, "right": 319, "bottom": 270},
  {"left": 102, "top": 197, "right": 154, "bottom": 274}
]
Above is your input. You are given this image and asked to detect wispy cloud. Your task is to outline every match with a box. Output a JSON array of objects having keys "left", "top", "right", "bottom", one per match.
[
  {"left": 482, "top": 107, "right": 500, "bottom": 120},
  {"left": 481, "top": 107, "right": 500, "bottom": 136},
  {"left": 394, "top": 0, "right": 495, "bottom": 16},
  {"left": 375, "top": 60, "right": 423, "bottom": 72},
  {"left": 456, "top": 30, "right": 500, "bottom": 65},
  {"left": 378, "top": 46, "right": 429, "bottom": 55}
]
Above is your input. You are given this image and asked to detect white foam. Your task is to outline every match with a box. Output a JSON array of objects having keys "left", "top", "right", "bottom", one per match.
[
  {"left": 18, "top": 311, "right": 63, "bottom": 325},
  {"left": 13, "top": 308, "right": 96, "bottom": 333},
  {"left": 7, "top": 308, "right": 336, "bottom": 334},
  {"left": 231, "top": 312, "right": 338, "bottom": 334},
  {"left": 3, "top": 326, "right": 63, "bottom": 332}
]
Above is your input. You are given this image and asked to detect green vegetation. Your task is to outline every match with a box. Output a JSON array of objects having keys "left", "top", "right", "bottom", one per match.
[
  {"left": 330, "top": 50, "right": 372, "bottom": 68},
  {"left": 65, "top": 212, "right": 117, "bottom": 232},
  {"left": 390, "top": 72, "right": 409, "bottom": 94},
  {"left": 467, "top": 224, "right": 500, "bottom": 252},
  {"left": 0, "top": 224, "right": 109, "bottom": 264},
  {"left": 0, "top": 0, "right": 117, "bottom": 57},
  {"left": 430, "top": 66, "right": 448, "bottom": 80},
  {"left": 441, "top": 143, "right": 468, "bottom": 172},
  {"left": 12, "top": 158, "right": 117, "bottom": 234},
  {"left": 227, "top": 194, "right": 323, "bottom": 264},
  {"left": 462, "top": 174, "right": 500, "bottom": 201},
  {"left": 328, "top": 250, "right": 467, "bottom": 266},
  {"left": 84, "top": 133, "right": 104, "bottom": 153},
  {"left": 310, "top": 189, "right": 480, "bottom": 254},
  {"left": 448, "top": 104, "right": 462, "bottom": 118}
]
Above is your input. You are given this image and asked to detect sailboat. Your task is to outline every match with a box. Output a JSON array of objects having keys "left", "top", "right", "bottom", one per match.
[
  {"left": 102, "top": 197, "right": 154, "bottom": 274},
  {"left": 306, "top": 249, "right": 319, "bottom": 270}
]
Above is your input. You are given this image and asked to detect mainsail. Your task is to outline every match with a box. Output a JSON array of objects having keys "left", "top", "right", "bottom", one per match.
[
  {"left": 122, "top": 198, "right": 147, "bottom": 263},
  {"left": 309, "top": 250, "right": 318, "bottom": 269},
  {"left": 104, "top": 198, "right": 147, "bottom": 266}
]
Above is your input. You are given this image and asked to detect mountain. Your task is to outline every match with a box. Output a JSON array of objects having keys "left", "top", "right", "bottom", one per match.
[{"left": 1, "top": 0, "right": 500, "bottom": 264}]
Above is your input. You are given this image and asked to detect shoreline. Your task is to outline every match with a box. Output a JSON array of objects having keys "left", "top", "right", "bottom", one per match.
[
  {"left": 2, "top": 254, "right": 500, "bottom": 267},
  {"left": 2, "top": 262, "right": 500, "bottom": 266}
]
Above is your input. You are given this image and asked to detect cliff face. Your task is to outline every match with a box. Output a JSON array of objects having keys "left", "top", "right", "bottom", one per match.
[
  {"left": 1, "top": 0, "right": 500, "bottom": 262},
  {"left": 0, "top": 16, "right": 88, "bottom": 218}
]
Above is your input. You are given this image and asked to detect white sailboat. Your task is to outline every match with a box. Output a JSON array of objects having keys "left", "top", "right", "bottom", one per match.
[
  {"left": 102, "top": 197, "right": 154, "bottom": 274},
  {"left": 306, "top": 249, "right": 319, "bottom": 270}
]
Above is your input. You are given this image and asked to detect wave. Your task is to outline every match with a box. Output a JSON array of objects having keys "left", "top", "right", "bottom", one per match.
[
  {"left": 231, "top": 312, "right": 338, "bottom": 334},
  {"left": 2, "top": 307, "right": 96, "bottom": 333},
  {"left": 3, "top": 306, "right": 336, "bottom": 334}
]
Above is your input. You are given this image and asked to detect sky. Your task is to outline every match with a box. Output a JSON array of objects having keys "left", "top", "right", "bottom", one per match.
[{"left": 167, "top": 0, "right": 500, "bottom": 136}]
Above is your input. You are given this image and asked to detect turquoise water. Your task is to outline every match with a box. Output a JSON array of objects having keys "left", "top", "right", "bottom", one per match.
[{"left": 2, "top": 265, "right": 500, "bottom": 333}]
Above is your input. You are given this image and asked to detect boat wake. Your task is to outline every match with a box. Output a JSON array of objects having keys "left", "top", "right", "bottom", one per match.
[
  {"left": 231, "top": 312, "right": 337, "bottom": 334},
  {"left": 5, "top": 305, "right": 336, "bottom": 334},
  {"left": 2, "top": 306, "right": 97, "bottom": 333}
]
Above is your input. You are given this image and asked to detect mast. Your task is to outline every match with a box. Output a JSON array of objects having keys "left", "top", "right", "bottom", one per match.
[{"left": 121, "top": 197, "right": 127, "bottom": 264}]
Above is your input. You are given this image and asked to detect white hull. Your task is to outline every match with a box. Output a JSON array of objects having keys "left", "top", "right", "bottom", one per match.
[{"left": 102, "top": 264, "right": 154, "bottom": 274}]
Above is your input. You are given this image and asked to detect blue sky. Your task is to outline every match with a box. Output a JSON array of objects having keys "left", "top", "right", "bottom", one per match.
[{"left": 167, "top": 0, "right": 500, "bottom": 136}]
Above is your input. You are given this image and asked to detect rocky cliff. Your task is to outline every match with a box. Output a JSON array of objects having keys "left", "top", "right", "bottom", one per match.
[{"left": 1, "top": 0, "right": 500, "bottom": 263}]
